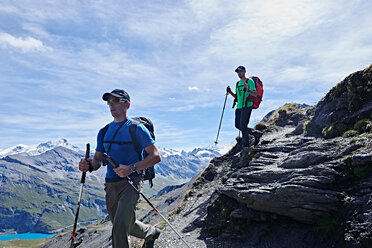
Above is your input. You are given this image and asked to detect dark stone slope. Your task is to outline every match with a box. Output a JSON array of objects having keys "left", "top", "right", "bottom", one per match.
[{"left": 201, "top": 132, "right": 371, "bottom": 247}]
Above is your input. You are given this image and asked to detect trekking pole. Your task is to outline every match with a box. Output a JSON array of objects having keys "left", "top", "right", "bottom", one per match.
[
  {"left": 103, "top": 153, "right": 192, "bottom": 248},
  {"left": 70, "top": 143, "right": 90, "bottom": 248},
  {"left": 214, "top": 93, "right": 228, "bottom": 145}
]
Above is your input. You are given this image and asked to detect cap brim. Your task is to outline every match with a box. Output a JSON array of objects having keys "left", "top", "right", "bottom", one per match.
[{"left": 102, "top": 92, "right": 124, "bottom": 101}]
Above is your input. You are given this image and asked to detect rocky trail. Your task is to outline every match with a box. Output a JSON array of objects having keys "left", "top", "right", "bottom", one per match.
[
  {"left": 154, "top": 126, "right": 300, "bottom": 248},
  {"left": 154, "top": 124, "right": 371, "bottom": 248}
]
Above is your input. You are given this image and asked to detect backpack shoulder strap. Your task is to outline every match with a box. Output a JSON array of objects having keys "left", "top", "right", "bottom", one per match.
[
  {"left": 102, "top": 124, "right": 109, "bottom": 137},
  {"left": 103, "top": 121, "right": 127, "bottom": 154},
  {"left": 129, "top": 121, "right": 142, "bottom": 160},
  {"left": 101, "top": 124, "right": 109, "bottom": 152},
  {"left": 246, "top": 77, "right": 254, "bottom": 84},
  {"left": 246, "top": 77, "right": 258, "bottom": 89},
  {"left": 245, "top": 78, "right": 250, "bottom": 90}
]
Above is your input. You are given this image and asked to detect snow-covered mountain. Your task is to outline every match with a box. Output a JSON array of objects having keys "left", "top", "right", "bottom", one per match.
[
  {"left": 0, "top": 139, "right": 221, "bottom": 234},
  {"left": 156, "top": 147, "right": 220, "bottom": 178},
  {"left": 0, "top": 138, "right": 81, "bottom": 158}
]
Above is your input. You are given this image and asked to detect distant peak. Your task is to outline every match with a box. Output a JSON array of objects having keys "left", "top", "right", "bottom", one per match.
[{"left": 0, "top": 138, "right": 80, "bottom": 158}]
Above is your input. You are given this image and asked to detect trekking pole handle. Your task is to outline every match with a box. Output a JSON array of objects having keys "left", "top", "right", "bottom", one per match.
[
  {"left": 103, "top": 153, "right": 118, "bottom": 168},
  {"left": 81, "top": 143, "right": 90, "bottom": 184}
]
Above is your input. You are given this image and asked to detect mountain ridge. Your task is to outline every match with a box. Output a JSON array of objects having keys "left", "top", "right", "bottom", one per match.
[
  {"left": 0, "top": 140, "right": 221, "bottom": 234},
  {"left": 0, "top": 138, "right": 82, "bottom": 158}
]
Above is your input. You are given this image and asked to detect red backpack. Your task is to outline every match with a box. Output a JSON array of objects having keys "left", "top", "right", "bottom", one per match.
[{"left": 246, "top": 76, "right": 263, "bottom": 109}]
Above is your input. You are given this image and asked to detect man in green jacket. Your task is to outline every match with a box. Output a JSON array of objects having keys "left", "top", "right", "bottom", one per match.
[{"left": 227, "top": 66, "right": 262, "bottom": 151}]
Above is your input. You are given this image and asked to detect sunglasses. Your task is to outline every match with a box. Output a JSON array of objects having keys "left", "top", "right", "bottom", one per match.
[{"left": 107, "top": 98, "right": 128, "bottom": 105}]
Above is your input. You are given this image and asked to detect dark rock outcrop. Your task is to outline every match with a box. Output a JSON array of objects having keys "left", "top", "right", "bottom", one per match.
[{"left": 305, "top": 64, "right": 372, "bottom": 138}]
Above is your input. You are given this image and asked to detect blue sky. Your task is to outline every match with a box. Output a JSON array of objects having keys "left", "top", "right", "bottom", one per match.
[{"left": 0, "top": 0, "right": 371, "bottom": 151}]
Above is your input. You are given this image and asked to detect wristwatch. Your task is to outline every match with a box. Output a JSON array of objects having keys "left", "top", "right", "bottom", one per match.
[{"left": 129, "top": 164, "right": 137, "bottom": 173}]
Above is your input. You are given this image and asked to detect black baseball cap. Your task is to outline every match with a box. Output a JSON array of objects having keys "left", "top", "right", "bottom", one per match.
[
  {"left": 102, "top": 89, "right": 130, "bottom": 101},
  {"left": 235, "top": 66, "right": 246, "bottom": 72}
]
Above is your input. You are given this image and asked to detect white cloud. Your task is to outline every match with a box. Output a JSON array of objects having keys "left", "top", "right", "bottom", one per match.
[
  {"left": 22, "top": 23, "right": 51, "bottom": 39},
  {"left": 188, "top": 86, "right": 200, "bottom": 92},
  {"left": 0, "top": 5, "right": 17, "bottom": 13},
  {"left": 0, "top": 32, "right": 51, "bottom": 53},
  {"left": 200, "top": 0, "right": 325, "bottom": 59},
  {"left": 277, "top": 66, "right": 312, "bottom": 82}
]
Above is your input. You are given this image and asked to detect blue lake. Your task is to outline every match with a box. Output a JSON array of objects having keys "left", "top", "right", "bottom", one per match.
[{"left": 0, "top": 233, "right": 55, "bottom": 241}]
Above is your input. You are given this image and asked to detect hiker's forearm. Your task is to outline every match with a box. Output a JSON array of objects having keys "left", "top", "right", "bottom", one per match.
[
  {"left": 91, "top": 152, "right": 103, "bottom": 171},
  {"left": 229, "top": 92, "right": 237, "bottom": 98},
  {"left": 134, "top": 147, "right": 161, "bottom": 170},
  {"left": 133, "top": 155, "right": 160, "bottom": 170},
  {"left": 91, "top": 160, "right": 101, "bottom": 171},
  {"left": 114, "top": 151, "right": 160, "bottom": 178},
  {"left": 133, "top": 144, "right": 161, "bottom": 170}
]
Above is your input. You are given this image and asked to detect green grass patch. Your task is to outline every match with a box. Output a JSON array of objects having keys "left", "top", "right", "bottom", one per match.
[
  {"left": 156, "top": 220, "right": 167, "bottom": 230},
  {"left": 265, "top": 103, "right": 300, "bottom": 126},
  {"left": 340, "top": 156, "right": 353, "bottom": 175},
  {"left": 280, "top": 103, "right": 298, "bottom": 111},
  {"left": 278, "top": 109, "right": 287, "bottom": 115},
  {"left": 343, "top": 130, "right": 358, "bottom": 137},
  {"left": 303, "top": 118, "right": 319, "bottom": 136},
  {"left": 183, "top": 190, "right": 192, "bottom": 202},
  {"left": 342, "top": 156, "right": 352, "bottom": 166},
  {"left": 349, "top": 138, "right": 357, "bottom": 143},
  {"left": 341, "top": 155, "right": 371, "bottom": 178},
  {"left": 254, "top": 122, "right": 267, "bottom": 131},
  {"left": 353, "top": 118, "right": 372, "bottom": 132},
  {"left": 192, "top": 178, "right": 202, "bottom": 187},
  {"left": 168, "top": 201, "right": 186, "bottom": 217},
  {"left": 322, "top": 122, "right": 348, "bottom": 138}
]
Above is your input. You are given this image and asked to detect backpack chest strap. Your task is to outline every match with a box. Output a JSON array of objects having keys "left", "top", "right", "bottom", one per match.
[
  {"left": 104, "top": 120, "right": 126, "bottom": 154},
  {"left": 103, "top": 141, "right": 133, "bottom": 145}
]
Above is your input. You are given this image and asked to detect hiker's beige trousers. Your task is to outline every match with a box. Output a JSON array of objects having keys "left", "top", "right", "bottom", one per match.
[{"left": 105, "top": 177, "right": 155, "bottom": 248}]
